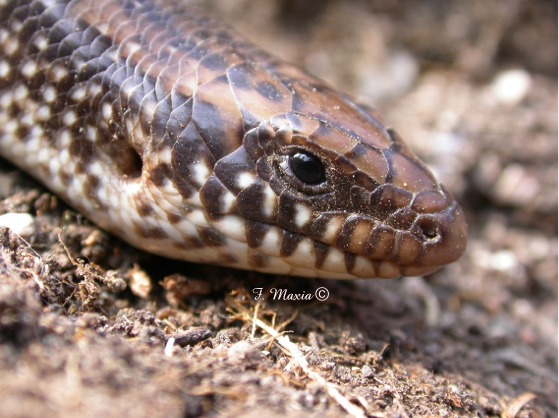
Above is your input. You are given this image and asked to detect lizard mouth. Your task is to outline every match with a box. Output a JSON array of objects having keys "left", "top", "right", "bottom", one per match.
[
  {"left": 328, "top": 202, "right": 468, "bottom": 279},
  {"left": 218, "top": 201, "right": 468, "bottom": 279},
  {"left": 310, "top": 201, "right": 467, "bottom": 278}
]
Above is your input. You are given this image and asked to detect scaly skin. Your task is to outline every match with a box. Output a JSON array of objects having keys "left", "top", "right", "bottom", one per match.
[{"left": 0, "top": 0, "right": 467, "bottom": 278}]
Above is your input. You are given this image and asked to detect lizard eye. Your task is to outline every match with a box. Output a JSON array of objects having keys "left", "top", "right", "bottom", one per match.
[{"left": 288, "top": 152, "right": 326, "bottom": 185}]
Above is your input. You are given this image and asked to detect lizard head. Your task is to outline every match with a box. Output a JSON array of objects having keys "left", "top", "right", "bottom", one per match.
[{"left": 203, "top": 100, "right": 467, "bottom": 278}]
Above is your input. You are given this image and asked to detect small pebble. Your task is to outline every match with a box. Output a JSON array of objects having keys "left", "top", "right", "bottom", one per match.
[
  {"left": 0, "top": 213, "right": 34, "bottom": 236},
  {"left": 361, "top": 365, "right": 375, "bottom": 378},
  {"left": 227, "top": 340, "right": 261, "bottom": 366},
  {"left": 494, "top": 164, "right": 540, "bottom": 206},
  {"left": 490, "top": 69, "right": 532, "bottom": 106},
  {"left": 128, "top": 265, "right": 152, "bottom": 298},
  {"left": 489, "top": 250, "right": 518, "bottom": 272}
]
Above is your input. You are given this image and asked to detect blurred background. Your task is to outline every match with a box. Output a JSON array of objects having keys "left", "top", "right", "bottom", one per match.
[{"left": 0, "top": 1, "right": 556, "bottom": 417}]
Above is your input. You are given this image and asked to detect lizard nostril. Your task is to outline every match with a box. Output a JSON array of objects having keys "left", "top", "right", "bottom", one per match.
[{"left": 418, "top": 217, "right": 440, "bottom": 241}]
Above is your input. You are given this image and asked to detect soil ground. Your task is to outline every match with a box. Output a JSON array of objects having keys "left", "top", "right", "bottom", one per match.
[{"left": 0, "top": 0, "right": 556, "bottom": 417}]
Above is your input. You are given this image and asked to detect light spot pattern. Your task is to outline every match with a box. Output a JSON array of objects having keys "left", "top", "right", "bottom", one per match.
[{"left": 0, "top": 0, "right": 467, "bottom": 279}]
